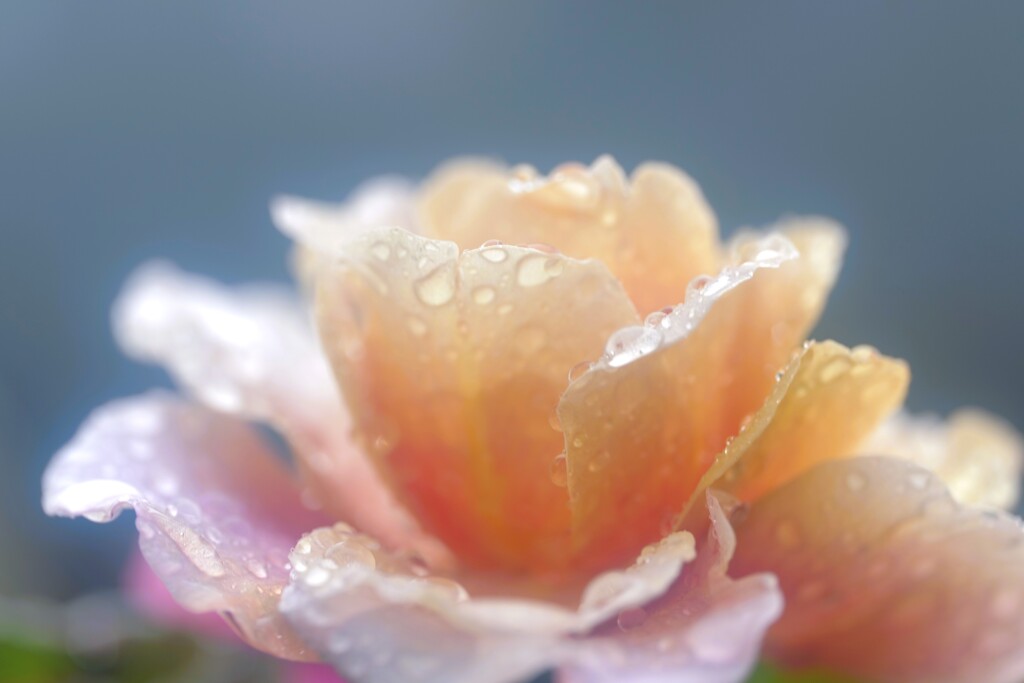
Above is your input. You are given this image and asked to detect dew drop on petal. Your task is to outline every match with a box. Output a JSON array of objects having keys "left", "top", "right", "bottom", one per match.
[
  {"left": 604, "top": 326, "right": 662, "bottom": 368},
  {"left": 550, "top": 453, "right": 568, "bottom": 487},
  {"left": 617, "top": 606, "right": 648, "bottom": 631},
  {"left": 480, "top": 244, "right": 509, "bottom": 263},
  {"left": 516, "top": 253, "right": 564, "bottom": 287},
  {"left": 325, "top": 539, "right": 377, "bottom": 569},
  {"left": 414, "top": 265, "right": 456, "bottom": 306},
  {"left": 472, "top": 286, "right": 496, "bottom": 305},
  {"left": 568, "top": 360, "right": 592, "bottom": 383}
]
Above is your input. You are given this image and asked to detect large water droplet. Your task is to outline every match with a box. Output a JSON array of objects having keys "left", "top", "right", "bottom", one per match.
[
  {"left": 480, "top": 244, "right": 509, "bottom": 263},
  {"left": 326, "top": 539, "right": 377, "bottom": 569},
  {"left": 568, "top": 360, "right": 592, "bottom": 382},
  {"left": 516, "top": 253, "right": 564, "bottom": 287},
  {"left": 604, "top": 326, "right": 662, "bottom": 368},
  {"left": 414, "top": 265, "right": 456, "bottom": 306}
]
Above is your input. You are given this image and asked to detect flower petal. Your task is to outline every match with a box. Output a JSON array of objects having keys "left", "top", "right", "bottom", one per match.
[
  {"left": 418, "top": 157, "right": 721, "bottom": 315},
  {"left": 559, "top": 494, "right": 783, "bottom": 683},
  {"left": 112, "top": 262, "right": 426, "bottom": 554},
  {"left": 688, "top": 340, "right": 909, "bottom": 509},
  {"left": 42, "top": 393, "right": 321, "bottom": 659},
  {"left": 272, "top": 177, "right": 417, "bottom": 290},
  {"left": 861, "top": 410, "right": 1024, "bottom": 510},
  {"left": 731, "top": 456, "right": 1024, "bottom": 683},
  {"left": 559, "top": 229, "right": 841, "bottom": 570},
  {"left": 280, "top": 497, "right": 778, "bottom": 683},
  {"left": 315, "top": 227, "right": 639, "bottom": 572}
]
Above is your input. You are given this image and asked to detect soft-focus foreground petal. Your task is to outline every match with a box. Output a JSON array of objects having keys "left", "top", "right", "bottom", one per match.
[
  {"left": 731, "top": 457, "right": 1024, "bottom": 683},
  {"left": 559, "top": 226, "right": 842, "bottom": 570},
  {"left": 560, "top": 495, "right": 783, "bottom": 683},
  {"left": 280, "top": 497, "right": 780, "bottom": 683},
  {"left": 687, "top": 340, "right": 909, "bottom": 511},
  {"left": 273, "top": 177, "right": 417, "bottom": 288},
  {"left": 315, "top": 227, "right": 638, "bottom": 572},
  {"left": 418, "top": 157, "right": 720, "bottom": 315},
  {"left": 862, "top": 410, "right": 1023, "bottom": 510},
  {"left": 42, "top": 393, "right": 321, "bottom": 660},
  {"left": 112, "top": 262, "right": 428, "bottom": 555}
]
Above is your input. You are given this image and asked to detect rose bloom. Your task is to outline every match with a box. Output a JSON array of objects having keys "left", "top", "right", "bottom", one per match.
[{"left": 44, "top": 157, "right": 1024, "bottom": 683}]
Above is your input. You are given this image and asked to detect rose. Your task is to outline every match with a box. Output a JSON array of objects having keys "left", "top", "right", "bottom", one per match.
[{"left": 43, "top": 157, "right": 1024, "bottom": 683}]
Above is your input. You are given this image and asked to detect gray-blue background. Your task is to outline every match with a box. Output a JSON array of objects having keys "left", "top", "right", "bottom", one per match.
[{"left": 1, "top": 2, "right": 1022, "bottom": 598}]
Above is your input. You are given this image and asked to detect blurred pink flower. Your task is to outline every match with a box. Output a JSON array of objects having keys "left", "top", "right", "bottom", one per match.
[{"left": 44, "top": 157, "right": 1024, "bottom": 682}]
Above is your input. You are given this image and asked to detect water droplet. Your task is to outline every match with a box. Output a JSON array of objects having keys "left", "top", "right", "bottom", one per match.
[
  {"left": 370, "top": 242, "right": 391, "bottom": 261},
  {"left": 423, "top": 577, "right": 469, "bottom": 602},
  {"left": 548, "top": 410, "right": 562, "bottom": 432},
  {"left": 604, "top": 326, "right": 662, "bottom": 368},
  {"left": 471, "top": 286, "right": 496, "bottom": 305},
  {"left": 686, "top": 274, "right": 713, "bottom": 296},
  {"left": 414, "top": 264, "right": 456, "bottom": 306},
  {"left": 515, "top": 253, "right": 564, "bottom": 287},
  {"left": 907, "top": 471, "right": 930, "bottom": 490},
  {"left": 587, "top": 450, "right": 610, "bottom": 473},
  {"left": 325, "top": 539, "right": 377, "bottom": 569},
  {"left": 246, "top": 558, "right": 268, "bottom": 579},
  {"left": 406, "top": 316, "right": 428, "bottom": 337},
  {"left": 480, "top": 245, "right": 509, "bottom": 263},
  {"left": 568, "top": 360, "right": 592, "bottom": 382},
  {"left": 616, "top": 607, "right": 647, "bottom": 631},
  {"left": 845, "top": 471, "right": 867, "bottom": 492},
  {"left": 303, "top": 565, "right": 331, "bottom": 588},
  {"left": 819, "top": 358, "right": 849, "bottom": 383},
  {"left": 550, "top": 453, "right": 568, "bottom": 487},
  {"left": 497, "top": 303, "right": 514, "bottom": 316}
]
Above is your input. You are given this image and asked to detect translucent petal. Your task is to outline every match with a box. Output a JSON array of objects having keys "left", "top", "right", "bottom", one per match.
[
  {"left": 732, "top": 457, "right": 1024, "bottom": 683},
  {"left": 112, "top": 262, "right": 428, "bottom": 554},
  {"left": 418, "top": 156, "right": 721, "bottom": 315},
  {"left": 272, "top": 177, "right": 417, "bottom": 289},
  {"left": 280, "top": 508, "right": 767, "bottom": 683},
  {"left": 861, "top": 410, "right": 1024, "bottom": 510},
  {"left": 687, "top": 340, "right": 909, "bottom": 510},
  {"left": 559, "top": 494, "right": 783, "bottom": 683},
  {"left": 43, "top": 393, "right": 321, "bottom": 660},
  {"left": 315, "top": 227, "right": 638, "bottom": 572},
  {"left": 559, "top": 230, "right": 838, "bottom": 570}
]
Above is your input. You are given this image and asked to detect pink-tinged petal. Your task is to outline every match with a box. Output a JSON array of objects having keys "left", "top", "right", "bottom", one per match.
[
  {"left": 861, "top": 410, "right": 1024, "bottom": 510},
  {"left": 279, "top": 523, "right": 704, "bottom": 682},
  {"left": 124, "top": 548, "right": 236, "bottom": 640},
  {"left": 272, "top": 177, "right": 417, "bottom": 289},
  {"left": 112, "top": 262, "right": 431, "bottom": 556},
  {"left": 731, "top": 456, "right": 1024, "bottom": 683},
  {"left": 559, "top": 495, "right": 783, "bottom": 683},
  {"left": 315, "top": 227, "right": 638, "bottom": 573},
  {"left": 559, "top": 232, "right": 801, "bottom": 571},
  {"left": 43, "top": 393, "right": 322, "bottom": 660},
  {"left": 419, "top": 157, "right": 721, "bottom": 315}
]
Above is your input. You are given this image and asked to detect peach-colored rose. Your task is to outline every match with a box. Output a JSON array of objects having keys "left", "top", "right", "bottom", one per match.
[{"left": 44, "top": 157, "right": 1024, "bottom": 683}]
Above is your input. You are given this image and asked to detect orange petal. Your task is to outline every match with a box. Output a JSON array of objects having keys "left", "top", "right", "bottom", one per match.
[
  {"left": 316, "top": 228, "right": 638, "bottom": 573},
  {"left": 559, "top": 233, "right": 811, "bottom": 571},
  {"left": 862, "top": 410, "right": 1024, "bottom": 510},
  {"left": 713, "top": 219, "right": 846, "bottom": 440},
  {"left": 688, "top": 340, "right": 909, "bottom": 510},
  {"left": 731, "top": 456, "right": 1024, "bottom": 683},
  {"left": 418, "top": 156, "right": 720, "bottom": 315}
]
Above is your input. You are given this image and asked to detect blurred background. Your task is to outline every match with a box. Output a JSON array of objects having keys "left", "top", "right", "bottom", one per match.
[{"left": 0, "top": 1, "right": 1022, "bottom": 679}]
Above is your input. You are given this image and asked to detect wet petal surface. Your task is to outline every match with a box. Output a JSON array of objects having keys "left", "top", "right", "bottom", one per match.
[
  {"left": 560, "top": 495, "right": 783, "bottom": 683},
  {"left": 690, "top": 340, "right": 909, "bottom": 509},
  {"left": 113, "top": 262, "right": 425, "bottom": 553},
  {"left": 281, "top": 504, "right": 771, "bottom": 683},
  {"left": 559, "top": 229, "right": 841, "bottom": 570},
  {"left": 273, "top": 177, "right": 417, "bottom": 288},
  {"left": 419, "top": 157, "right": 720, "bottom": 314},
  {"left": 315, "top": 228, "right": 638, "bottom": 572},
  {"left": 43, "top": 393, "right": 322, "bottom": 659},
  {"left": 862, "top": 410, "right": 1023, "bottom": 509},
  {"left": 732, "top": 457, "right": 1024, "bottom": 683}
]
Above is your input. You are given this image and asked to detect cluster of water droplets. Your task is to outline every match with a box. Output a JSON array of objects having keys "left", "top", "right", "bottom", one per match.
[{"left": 591, "top": 232, "right": 799, "bottom": 372}]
